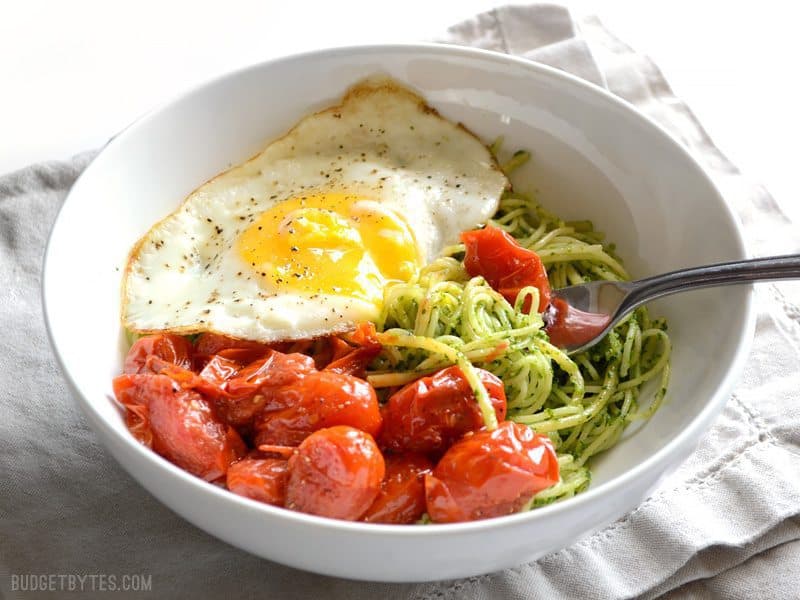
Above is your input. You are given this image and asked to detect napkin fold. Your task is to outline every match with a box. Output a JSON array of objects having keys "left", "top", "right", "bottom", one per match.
[{"left": 2, "top": 4, "right": 799, "bottom": 599}]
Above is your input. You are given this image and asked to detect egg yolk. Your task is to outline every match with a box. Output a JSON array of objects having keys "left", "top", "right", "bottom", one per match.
[{"left": 238, "top": 193, "right": 421, "bottom": 301}]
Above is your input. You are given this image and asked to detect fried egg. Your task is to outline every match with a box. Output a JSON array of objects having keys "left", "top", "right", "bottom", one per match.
[{"left": 122, "top": 77, "right": 508, "bottom": 342}]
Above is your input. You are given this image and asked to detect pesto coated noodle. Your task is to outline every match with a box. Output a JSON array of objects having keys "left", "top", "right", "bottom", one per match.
[{"left": 368, "top": 146, "right": 671, "bottom": 507}]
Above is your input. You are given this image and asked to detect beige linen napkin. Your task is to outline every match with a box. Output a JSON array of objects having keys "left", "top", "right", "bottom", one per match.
[{"left": 2, "top": 4, "right": 798, "bottom": 599}]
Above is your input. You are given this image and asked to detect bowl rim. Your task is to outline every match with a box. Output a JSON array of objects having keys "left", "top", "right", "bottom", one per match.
[{"left": 42, "top": 41, "right": 756, "bottom": 537}]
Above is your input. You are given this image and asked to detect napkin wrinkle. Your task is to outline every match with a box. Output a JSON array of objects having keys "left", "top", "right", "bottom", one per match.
[
  {"left": 440, "top": 4, "right": 606, "bottom": 87},
  {"left": 0, "top": 153, "right": 93, "bottom": 200},
  {"left": 565, "top": 436, "right": 772, "bottom": 553},
  {"left": 490, "top": 8, "right": 510, "bottom": 54},
  {"left": 519, "top": 439, "right": 800, "bottom": 600},
  {"left": 658, "top": 536, "right": 800, "bottom": 599},
  {"left": 651, "top": 518, "right": 800, "bottom": 600},
  {"left": 431, "top": 511, "right": 800, "bottom": 600},
  {"left": 441, "top": 9, "right": 508, "bottom": 53},
  {"left": 496, "top": 4, "right": 576, "bottom": 50}
]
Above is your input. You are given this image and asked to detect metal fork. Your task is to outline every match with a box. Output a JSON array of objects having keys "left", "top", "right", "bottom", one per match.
[{"left": 548, "top": 254, "right": 800, "bottom": 354}]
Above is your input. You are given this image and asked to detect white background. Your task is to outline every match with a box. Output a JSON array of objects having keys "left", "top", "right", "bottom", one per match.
[{"left": 2, "top": 0, "right": 798, "bottom": 222}]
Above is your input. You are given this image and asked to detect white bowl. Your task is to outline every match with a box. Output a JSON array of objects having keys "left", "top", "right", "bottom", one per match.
[{"left": 43, "top": 44, "right": 754, "bottom": 582}]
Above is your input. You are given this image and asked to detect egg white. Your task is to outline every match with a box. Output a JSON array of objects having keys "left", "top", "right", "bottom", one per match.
[{"left": 122, "top": 76, "right": 509, "bottom": 342}]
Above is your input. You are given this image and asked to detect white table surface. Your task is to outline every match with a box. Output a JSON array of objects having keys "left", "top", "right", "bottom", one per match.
[{"left": 2, "top": 0, "right": 798, "bottom": 223}]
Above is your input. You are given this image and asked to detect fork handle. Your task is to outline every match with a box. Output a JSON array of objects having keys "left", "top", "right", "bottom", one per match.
[{"left": 621, "top": 254, "right": 800, "bottom": 313}]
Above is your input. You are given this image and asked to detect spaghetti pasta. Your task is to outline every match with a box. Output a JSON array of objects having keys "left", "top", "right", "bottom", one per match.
[{"left": 368, "top": 147, "right": 671, "bottom": 507}]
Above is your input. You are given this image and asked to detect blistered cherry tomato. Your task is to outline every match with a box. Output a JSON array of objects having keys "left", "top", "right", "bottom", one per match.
[
  {"left": 227, "top": 457, "right": 288, "bottom": 506},
  {"left": 199, "top": 354, "right": 242, "bottom": 386},
  {"left": 361, "top": 453, "right": 433, "bottom": 524},
  {"left": 112, "top": 374, "right": 154, "bottom": 446},
  {"left": 112, "top": 373, "right": 245, "bottom": 481},
  {"left": 145, "top": 355, "right": 228, "bottom": 401},
  {"left": 144, "top": 350, "right": 317, "bottom": 428},
  {"left": 193, "top": 332, "right": 275, "bottom": 367},
  {"left": 323, "top": 323, "right": 382, "bottom": 378},
  {"left": 425, "top": 421, "right": 559, "bottom": 523},
  {"left": 461, "top": 226, "right": 551, "bottom": 313},
  {"left": 123, "top": 334, "right": 193, "bottom": 374},
  {"left": 225, "top": 352, "right": 317, "bottom": 399},
  {"left": 254, "top": 371, "right": 382, "bottom": 447},
  {"left": 218, "top": 351, "right": 317, "bottom": 427},
  {"left": 380, "top": 366, "right": 506, "bottom": 456},
  {"left": 286, "top": 426, "right": 385, "bottom": 520}
]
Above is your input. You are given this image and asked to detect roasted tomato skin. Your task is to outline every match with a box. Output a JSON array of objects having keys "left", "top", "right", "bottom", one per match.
[
  {"left": 361, "top": 453, "right": 433, "bottom": 524},
  {"left": 379, "top": 366, "right": 506, "bottom": 455},
  {"left": 199, "top": 354, "right": 241, "bottom": 387},
  {"left": 193, "top": 333, "right": 274, "bottom": 366},
  {"left": 323, "top": 323, "right": 382, "bottom": 378},
  {"left": 216, "top": 351, "right": 317, "bottom": 427},
  {"left": 286, "top": 426, "right": 385, "bottom": 520},
  {"left": 112, "top": 373, "right": 245, "bottom": 481},
  {"left": 145, "top": 355, "right": 228, "bottom": 401},
  {"left": 225, "top": 352, "right": 317, "bottom": 400},
  {"left": 112, "top": 373, "right": 155, "bottom": 446},
  {"left": 139, "top": 349, "right": 319, "bottom": 429},
  {"left": 227, "top": 457, "right": 288, "bottom": 506},
  {"left": 461, "top": 226, "right": 551, "bottom": 313},
  {"left": 254, "top": 371, "right": 382, "bottom": 447},
  {"left": 425, "top": 421, "right": 559, "bottom": 523},
  {"left": 123, "top": 334, "right": 193, "bottom": 374}
]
